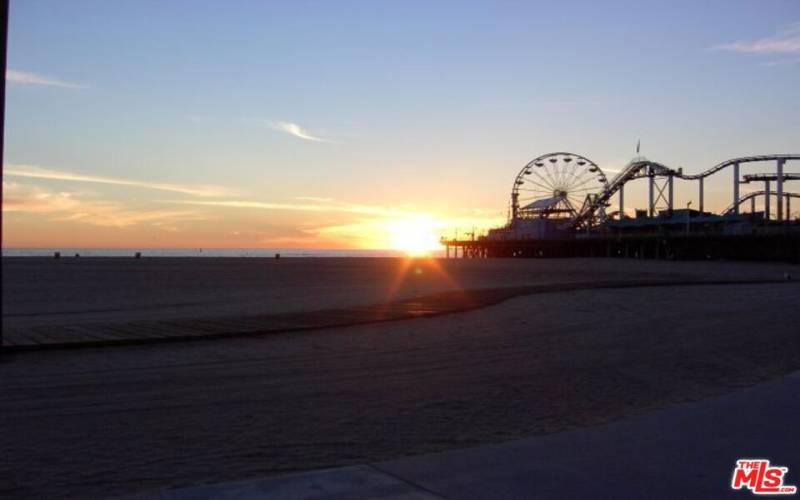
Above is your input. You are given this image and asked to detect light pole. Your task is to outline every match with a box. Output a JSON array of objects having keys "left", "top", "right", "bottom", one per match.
[{"left": 686, "top": 201, "right": 692, "bottom": 236}]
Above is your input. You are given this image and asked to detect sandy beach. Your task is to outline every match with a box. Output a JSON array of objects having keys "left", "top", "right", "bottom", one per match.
[
  {"left": 4, "top": 257, "right": 797, "bottom": 328},
  {"left": 2, "top": 258, "right": 800, "bottom": 498}
]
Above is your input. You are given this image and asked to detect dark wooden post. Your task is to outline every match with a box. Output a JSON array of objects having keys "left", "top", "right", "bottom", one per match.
[{"left": 0, "top": 0, "right": 9, "bottom": 352}]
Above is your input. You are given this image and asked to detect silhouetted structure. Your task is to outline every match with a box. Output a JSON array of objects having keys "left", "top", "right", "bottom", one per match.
[{"left": 444, "top": 152, "right": 800, "bottom": 263}]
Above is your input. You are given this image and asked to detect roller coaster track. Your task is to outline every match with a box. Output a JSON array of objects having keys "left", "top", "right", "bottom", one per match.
[
  {"left": 742, "top": 173, "right": 800, "bottom": 183},
  {"left": 571, "top": 154, "right": 800, "bottom": 229},
  {"left": 679, "top": 154, "right": 800, "bottom": 180},
  {"left": 571, "top": 158, "right": 665, "bottom": 229},
  {"left": 721, "top": 190, "right": 800, "bottom": 215}
]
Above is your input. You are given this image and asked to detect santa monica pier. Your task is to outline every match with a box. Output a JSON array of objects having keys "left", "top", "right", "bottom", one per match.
[{"left": 442, "top": 152, "right": 800, "bottom": 262}]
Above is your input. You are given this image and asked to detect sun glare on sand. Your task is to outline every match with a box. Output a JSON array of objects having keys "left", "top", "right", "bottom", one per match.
[{"left": 388, "top": 216, "right": 442, "bottom": 257}]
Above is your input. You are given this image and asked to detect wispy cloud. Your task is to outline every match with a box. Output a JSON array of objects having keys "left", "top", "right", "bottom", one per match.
[
  {"left": 269, "top": 120, "right": 335, "bottom": 143},
  {"left": 3, "top": 181, "right": 209, "bottom": 228},
  {"left": 3, "top": 181, "right": 82, "bottom": 214},
  {"left": 6, "top": 69, "right": 87, "bottom": 89},
  {"left": 763, "top": 57, "right": 800, "bottom": 67},
  {"left": 294, "top": 196, "right": 333, "bottom": 202},
  {"left": 171, "top": 197, "right": 507, "bottom": 231},
  {"left": 6, "top": 164, "right": 231, "bottom": 197},
  {"left": 171, "top": 198, "right": 403, "bottom": 217},
  {"left": 713, "top": 24, "right": 800, "bottom": 54},
  {"left": 6, "top": 176, "right": 505, "bottom": 248}
]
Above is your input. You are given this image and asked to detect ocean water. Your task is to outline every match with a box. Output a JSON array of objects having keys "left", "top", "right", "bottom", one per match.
[{"left": 1, "top": 248, "right": 423, "bottom": 258}]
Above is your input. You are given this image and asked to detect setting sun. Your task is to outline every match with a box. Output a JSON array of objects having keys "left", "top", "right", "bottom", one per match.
[{"left": 388, "top": 216, "right": 442, "bottom": 257}]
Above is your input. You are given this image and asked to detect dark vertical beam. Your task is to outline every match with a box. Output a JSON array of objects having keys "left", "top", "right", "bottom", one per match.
[
  {"left": 776, "top": 159, "right": 784, "bottom": 222},
  {"left": 667, "top": 174, "right": 674, "bottom": 216},
  {"left": 0, "top": 0, "right": 8, "bottom": 351},
  {"left": 732, "top": 162, "right": 740, "bottom": 215},
  {"left": 698, "top": 177, "right": 704, "bottom": 213}
]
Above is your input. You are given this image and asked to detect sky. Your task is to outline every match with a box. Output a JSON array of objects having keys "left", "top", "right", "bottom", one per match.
[{"left": 3, "top": 0, "right": 799, "bottom": 250}]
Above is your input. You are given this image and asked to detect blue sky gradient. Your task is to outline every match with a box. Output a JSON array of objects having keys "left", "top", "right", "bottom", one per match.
[{"left": 4, "top": 0, "right": 799, "bottom": 248}]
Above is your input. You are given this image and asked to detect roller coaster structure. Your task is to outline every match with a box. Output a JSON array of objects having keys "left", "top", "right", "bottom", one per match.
[{"left": 567, "top": 154, "right": 800, "bottom": 229}]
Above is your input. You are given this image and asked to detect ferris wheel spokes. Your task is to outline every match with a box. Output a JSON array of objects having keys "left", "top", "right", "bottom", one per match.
[{"left": 511, "top": 153, "right": 607, "bottom": 221}]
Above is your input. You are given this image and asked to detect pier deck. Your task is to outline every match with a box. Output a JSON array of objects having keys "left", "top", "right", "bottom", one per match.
[{"left": 443, "top": 232, "right": 800, "bottom": 262}]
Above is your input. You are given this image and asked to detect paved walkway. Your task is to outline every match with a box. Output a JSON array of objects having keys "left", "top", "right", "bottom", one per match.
[
  {"left": 124, "top": 372, "right": 800, "bottom": 499},
  {"left": 2, "top": 278, "right": 786, "bottom": 350}
]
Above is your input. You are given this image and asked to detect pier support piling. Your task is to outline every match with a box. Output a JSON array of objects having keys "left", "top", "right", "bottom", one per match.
[
  {"left": 777, "top": 159, "right": 785, "bottom": 222},
  {"left": 699, "top": 177, "right": 704, "bottom": 213},
  {"left": 668, "top": 175, "right": 674, "bottom": 215},
  {"left": 787, "top": 195, "right": 792, "bottom": 221}
]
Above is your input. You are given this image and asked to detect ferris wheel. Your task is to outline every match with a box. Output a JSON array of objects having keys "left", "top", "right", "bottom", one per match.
[{"left": 510, "top": 152, "right": 607, "bottom": 220}]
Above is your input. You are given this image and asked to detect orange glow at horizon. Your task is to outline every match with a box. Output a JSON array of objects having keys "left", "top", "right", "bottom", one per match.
[{"left": 3, "top": 178, "right": 506, "bottom": 250}]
